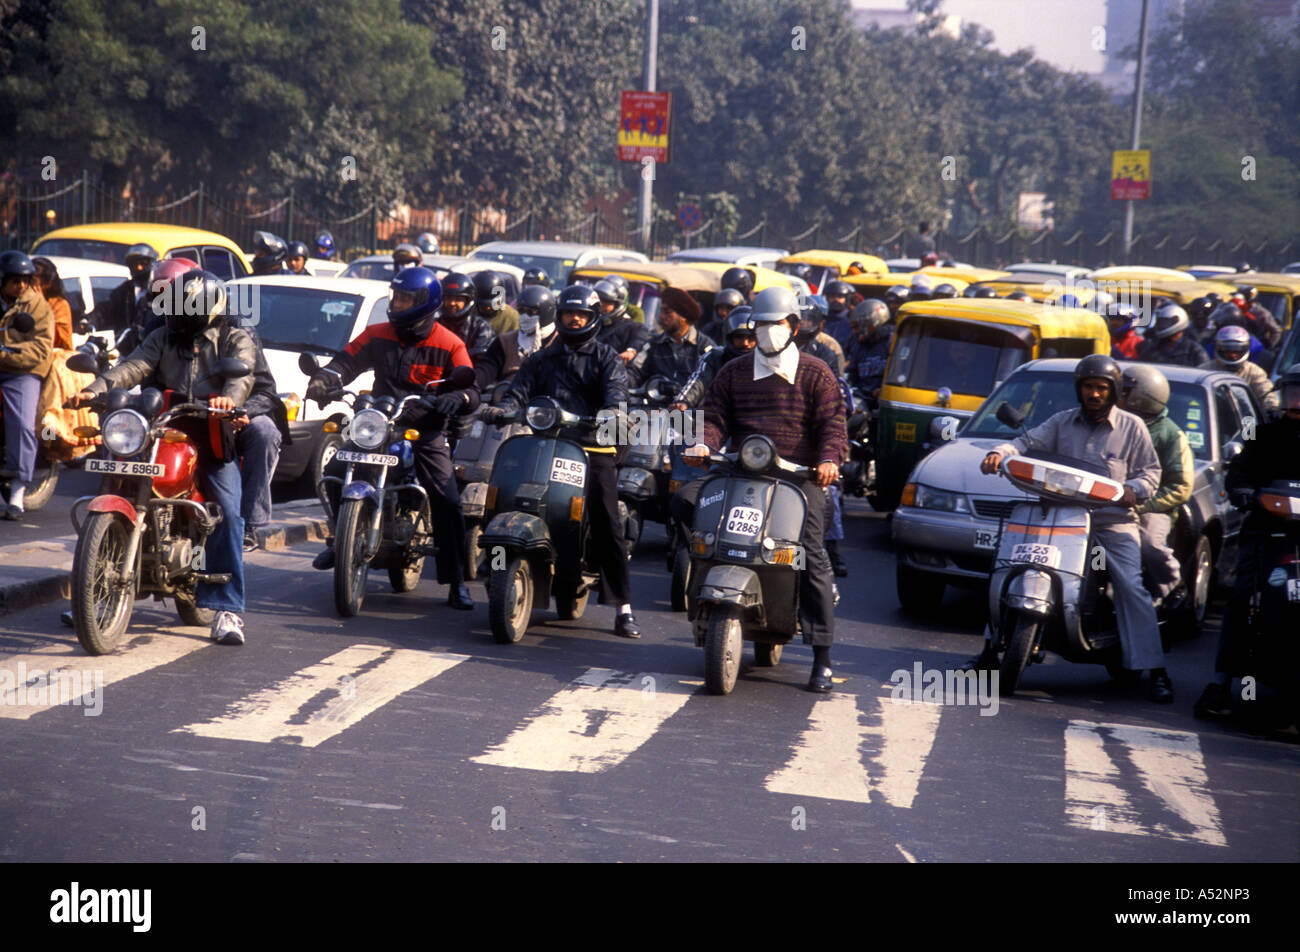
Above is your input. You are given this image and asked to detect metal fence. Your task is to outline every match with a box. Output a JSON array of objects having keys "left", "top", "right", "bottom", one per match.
[{"left": 3, "top": 175, "right": 1296, "bottom": 272}]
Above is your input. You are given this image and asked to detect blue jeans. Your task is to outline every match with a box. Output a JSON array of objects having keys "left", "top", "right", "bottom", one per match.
[
  {"left": 196, "top": 459, "right": 245, "bottom": 614},
  {"left": 0, "top": 371, "right": 41, "bottom": 483},
  {"left": 236, "top": 414, "right": 281, "bottom": 529}
]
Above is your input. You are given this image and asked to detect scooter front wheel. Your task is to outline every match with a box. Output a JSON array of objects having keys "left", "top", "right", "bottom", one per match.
[
  {"left": 70, "top": 511, "right": 135, "bottom": 655},
  {"left": 334, "top": 497, "right": 374, "bottom": 617},
  {"left": 489, "top": 555, "right": 533, "bottom": 643},
  {"left": 704, "top": 609, "right": 743, "bottom": 695},
  {"left": 999, "top": 612, "right": 1040, "bottom": 696}
]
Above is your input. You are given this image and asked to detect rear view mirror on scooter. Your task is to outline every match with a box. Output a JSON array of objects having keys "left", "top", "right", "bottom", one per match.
[
  {"left": 441, "top": 365, "right": 477, "bottom": 392},
  {"left": 995, "top": 401, "right": 1026, "bottom": 430},
  {"left": 65, "top": 350, "right": 100, "bottom": 375},
  {"left": 215, "top": 358, "right": 252, "bottom": 380},
  {"left": 298, "top": 352, "right": 321, "bottom": 376}
]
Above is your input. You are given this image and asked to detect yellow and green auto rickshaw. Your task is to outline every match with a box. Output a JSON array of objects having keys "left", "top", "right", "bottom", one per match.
[
  {"left": 775, "top": 250, "right": 889, "bottom": 294},
  {"left": 843, "top": 271, "right": 974, "bottom": 302},
  {"left": 872, "top": 297, "right": 1110, "bottom": 510},
  {"left": 1214, "top": 272, "right": 1300, "bottom": 331},
  {"left": 569, "top": 261, "right": 721, "bottom": 332}
]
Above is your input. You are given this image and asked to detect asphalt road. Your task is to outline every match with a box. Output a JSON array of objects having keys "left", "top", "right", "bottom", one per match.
[{"left": 1, "top": 501, "right": 1296, "bottom": 862}]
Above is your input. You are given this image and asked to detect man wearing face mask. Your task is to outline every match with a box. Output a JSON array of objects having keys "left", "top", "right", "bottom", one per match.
[
  {"left": 474, "top": 285, "right": 557, "bottom": 389},
  {"left": 678, "top": 286, "right": 847, "bottom": 693},
  {"left": 627, "top": 286, "right": 715, "bottom": 391},
  {"left": 104, "top": 244, "right": 159, "bottom": 334}
]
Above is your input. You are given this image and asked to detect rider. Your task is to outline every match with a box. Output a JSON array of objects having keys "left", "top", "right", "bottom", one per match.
[
  {"left": 699, "top": 288, "right": 744, "bottom": 345},
  {"left": 883, "top": 285, "right": 910, "bottom": 324},
  {"left": 821, "top": 280, "right": 856, "bottom": 352},
  {"left": 972, "top": 354, "right": 1171, "bottom": 702},
  {"left": 1204, "top": 302, "right": 1267, "bottom": 365},
  {"left": 416, "top": 232, "right": 439, "bottom": 256},
  {"left": 627, "top": 287, "right": 714, "bottom": 391},
  {"left": 1234, "top": 286, "right": 1282, "bottom": 350},
  {"left": 1185, "top": 296, "right": 1217, "bottom": 347},
  {"left": 314, "top": 231, "right": 336, "bottom": 261},
  {"left": 1194, "top": 363, "right": 1300, "bottom": 720},
  {"left": 305, "top": 267, "right": 480, "bottom": 611},
  {"left": 67, "top": 272, "right": 256, "bottom": 644},
  {"left": 472, "top": 270, "right": 519, "bottom": 336},
  {"left": 437, "top": 271, "right": 497, "bottom": 363},
  {"left": 392, "top": 243, "right": 423, "bottom": 273},
  {"left": 286, "top": 241, "right": 310, "bottom": 275},
  {"left": 794, "top": 295, "right": 844, "bottom": 377},
  {"left": 672, "top": 307, "right": 755, "bottom": 411},
  {"left": 679, "top": 286, "right": 847, "bottom": 693},
  {"left": 1107, "top": 302, "right": 1143, "bottom": 360},
  {"left": 594, "top": 277, "right": 650, "bottom": 364},
  {"left": 250, "top": 232, "right": 289, "bottom": 276},
  {"left": 474, "top": 284, "right": 557, "bottom": 389},
  {"left": 480, "top": 285, "right": 640, "bottom": 640},
  {"left": 845, "top": 299, "right": 891, "bottom": 398},
  {"left": 720, "top": 266, "right": 755, "bottom": 305},
  {"left": 1, "top": 250, "right": 56, "bottom": 520},
  {"left": 1119, "top": 364, "right": 1193, "bottom": 610},
  {"left": 104, "top": 243, "right": 159, "bottom": 334},
  {"left": 1136, "top": 303, "right": 1203, "bottom": 368},
  {"left": 1200, "top": 325, "right": 1279, "bottom": 412}
]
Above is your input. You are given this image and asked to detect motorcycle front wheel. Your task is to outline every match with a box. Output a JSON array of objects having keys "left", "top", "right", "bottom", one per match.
[
  {"left": 489, "top": 555, "right": 533, "bottom": 644},
  {"left": 70, "top": 512, "right": 135, "bottom": 655},
  {"left": 999, "top": 612, "right": 1040, "bottom": 696},
  {"left": 704, "top": 609, "right": 743, "bottom": 695},
  {"left": 334, "top": 497, "right": 375, "bottom": 617}
]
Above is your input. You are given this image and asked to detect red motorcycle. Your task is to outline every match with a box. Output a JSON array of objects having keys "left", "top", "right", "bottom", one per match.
[{"left": 65, "top": 355, "right": 249, "bottom": 655}]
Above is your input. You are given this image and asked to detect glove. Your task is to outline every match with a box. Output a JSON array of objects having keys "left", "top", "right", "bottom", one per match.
[
  {"left": 479, "top": 405, "right": 506, "bottom": 425},
  {"left": 306, "top": 374, "right": 331, "bottom": 406},
  {"left": 435, "top": 391, "right": 469, "bottom": 417}
]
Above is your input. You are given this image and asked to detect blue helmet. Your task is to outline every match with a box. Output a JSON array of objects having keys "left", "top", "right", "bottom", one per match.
[
  {"left": 388, "top": 267, "right": 443, "bottom": 344},
  {"left": 314, "top": 230, "right": 336, "bottom": 259}
]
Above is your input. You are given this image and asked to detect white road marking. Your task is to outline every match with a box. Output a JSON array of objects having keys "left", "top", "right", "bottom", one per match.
[
  {"left": 0, "top": 633, "right": 208, "bottom": 720},
  {"left": 764, "top": 692, "right": 943, "bottom": 807},
  {"left": 1064, "top": 720, "right": 1226, "bottom": 847},
  {"left": 173, "top": 645, "right": 466, "bottom": 747},
  {"left": 471, "top": 668, "right": 695, "bottom": 773}
]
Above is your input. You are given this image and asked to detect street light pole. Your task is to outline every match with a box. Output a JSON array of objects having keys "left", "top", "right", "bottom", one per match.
[
  {"left": 636, "top": 0, "right": 659, "bottom": 255},
  {"left": 1123, "top": 0, "right": 1150, "bottom": 261}
]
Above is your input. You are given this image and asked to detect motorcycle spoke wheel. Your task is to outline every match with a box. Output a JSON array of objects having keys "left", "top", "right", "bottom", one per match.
[
  {"left": 333, "top": 498, "right": 373, "bottom": 617},
  {"left": 71, "top": 512, "right": 134, "bottom": 655}
]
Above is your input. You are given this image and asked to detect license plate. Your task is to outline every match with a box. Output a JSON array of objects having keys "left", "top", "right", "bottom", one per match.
[
  {"left": 550, "top": 457, "right": 586, "bottom": 487},
  {"left": 336, "top": 450, "right": 399, "bottom": 467},
  {"left": 725, "top": 505, "right": 763, "bottom": 536},
  {"left": 86, "top": 458, "right": 164, "bottom": 477},
  {"left": 1288, "top": 579, "right": 1300, "bottom": 603},
  {"left": 1010, "top": 542, "right": 1060, "bottom": 568},
  {"left": 973, "top": 528, "right": 998, "bottom": 550}
]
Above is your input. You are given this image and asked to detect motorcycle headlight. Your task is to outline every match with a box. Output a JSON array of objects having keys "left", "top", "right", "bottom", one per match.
[
  {"left": 913, "top": 484, "right": 971, "bottom": 513},
  {"left": 101, "top": 409, "right": 149, "bottom": 457},
  {"left": 350, "top": 408, "right": 388, "bottom": 450},
  {"left": 739, "top": 436, "right": 774, "bottom": 472},
  {"left": 526, "top": 404, "right": 558, "bottom": 431}
]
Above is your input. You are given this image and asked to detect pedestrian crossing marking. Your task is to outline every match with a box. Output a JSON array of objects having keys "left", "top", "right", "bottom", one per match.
[
  {"left": 1064, "top": 720, "right": 1226, "bottom": 847},
  {"left": 173, "top": 645, "right": 467, "bottom": 747},
  {"left": 0, "top": 634, "right": 208, "bottom": 720},
  {"left": 763, "top": 692, "right": 942, "bottom": 807},
  {"left": 471, "top": 668, "right": 695, "bottom": 773}
]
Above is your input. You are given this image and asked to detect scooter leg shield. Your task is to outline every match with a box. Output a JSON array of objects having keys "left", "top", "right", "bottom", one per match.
[{"left": 1004, "top": 568, "right": 1055, "bottom": 616}]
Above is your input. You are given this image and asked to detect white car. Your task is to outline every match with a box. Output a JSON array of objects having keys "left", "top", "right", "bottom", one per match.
[
  {"left": 306, "top": 257, "right": 346, "bottom": 278},
  {"left": 468, "top": 240, "right": 648, "bottom": 288},
  {"left": 339, "top": 255, "right": 525, "bottom": 301},
  {"left": 35, "top": 255, "right": 130, "bottom": 324},
  {"left": 229, "top": 275, "right": 393, "bottom": 494}
]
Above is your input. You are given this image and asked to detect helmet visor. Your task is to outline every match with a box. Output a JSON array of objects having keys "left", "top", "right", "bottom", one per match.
[{"left": 391, "top": 287, "right": 428, "bottom": 313}]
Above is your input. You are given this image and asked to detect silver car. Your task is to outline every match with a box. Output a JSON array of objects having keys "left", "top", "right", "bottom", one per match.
[{"left": 892, "top": 358, "right": 1262, "bottom": 626}]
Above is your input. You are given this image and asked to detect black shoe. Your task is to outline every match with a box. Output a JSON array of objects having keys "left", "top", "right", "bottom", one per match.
[
  {"left": 312, "top": 547, "right": 335, "bottom": 570},
  {"left": 615, "top": 613, "right": 640, "bottom": 639},
  {"left": 243, "top": 531, "right": 259, "bottom": 552},
  {"left": 1148, "top": 670, "right": 1174, "bottom": 704},
  {"left": 448, "top": 583, "right": 474, "bottom": 611},
  {"left": 962, "top": 646, "right": 999, "bottom": 673},
  {"left": 1160, "top": 582, "right": 1188, "bottom": 613},
  {"left": 1193, "top": 682, "right": 1233, "bottom": 720},
  {"left": 808, "top": 665, "right": 834, "bottom": 693},
  {"left": 60, "top": 609, "right": 74, "bottom": 628}
]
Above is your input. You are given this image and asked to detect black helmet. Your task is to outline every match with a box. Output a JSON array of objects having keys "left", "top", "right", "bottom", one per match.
[
  {"left": 1186, "top": 296, "right": 1215, "bottom": 326},
  {"left": 789, "top": 263, "right": 814, "bottom": 284},
  {"left": 1209, "top": 301, "right": 1244, "bottom": 329},
  {"left": 601, "top": 273, "right": 631, "bottom": 306},
  {"left": 1236, "top": 261, "right": 1252, "bottom": 273},
  {"left": 393, "top": 242, "right": 423, "bottom": 271},
  {"left": 124, "top": 243, "right": 159, "bottom": 269},
  {"left": 720, "top": 266, "right": 755, "bottom": 301},
  {"left": 473, "top": 270, "right": 507, "bottom": 315},
  {"left": 516, "top": 285, "right": 557, "bottom": 331},
  {"left": 593, "top": 279, "right": 627, "bottom": 323},
  {"left": 796, "top": 294, "right": 828, "bottom": 343},
  {"left": 439, "top": 271, "right": 475, "bottom": 321},
  {"left": 166, "top": 270, "right": 226, "bottom": 347},
  {"left": 723, "top": 306, "right": 755, "bottom": 357},
  {"left": 287, "top": 240, "right": 310, "bottom": 262},
  {"left": 1235, "top": 285, "right": 1257, "bottom": 303},
  {"left": 1073, "top": 353, "right": 1122, "bottom": 410},
  {"left": 1, "top": 250, "right": 36, "bottom": 280},
  {"left": 1005, "top": 289, "right": 1033, "bottom": 302},
  {"left": 931, "top": 282, "right": 959, "bottom": 299},
  {"left": 554, "top": 284, "right": 602, "bottom": 346},
  {"left": 884, "top": 285, "right": 910, "bottom": 309},
  {"left": 824, "top": 280, "right": 853, "bottom": 309},
  {"left": 387, "top": 267, "right": 442, "bottom": 344},
  {"left": 713, "top": 287, "right": 744, "bottom": 321},
  {"left": 909, "top": 275, "right": 934, "bottom": 301},
  {"left": 251, "top": 231, "right": 286, "bottom": 273},
  {"left": 973, "top": 285, "right": 999, "bottom": 298},
  {"left": 522, "top": 267, "right": 550, "bottom": 288}
]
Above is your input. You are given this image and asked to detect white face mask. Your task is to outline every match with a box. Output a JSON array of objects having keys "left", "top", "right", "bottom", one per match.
[
  {"left": 518, "top": 313, "right": 539, "bottom": 334},
  {"left": 755, "top": 322, "right": 791, "bottom": 356}
]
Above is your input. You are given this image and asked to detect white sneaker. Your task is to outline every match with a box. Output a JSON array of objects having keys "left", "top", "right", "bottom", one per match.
[{"left": 210, "top": 611, "right": 246, "bottom": 645}]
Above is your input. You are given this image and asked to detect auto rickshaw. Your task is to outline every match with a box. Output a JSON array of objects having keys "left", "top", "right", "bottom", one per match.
[
  {"left": 775, "top": 250, "right": 889, "bottom": 294},
  {"left": 871, "top": 297, "right": 1109, "bottom": 511},
  {"left": 569, "top": 261, "right": 720, "bottom": 333},
  {"left": 685, "top": 261, "right": 811, "bottom": 296},
  {"left": 1211, "top": 272, "right": 1300, "bottom": 331},
  {"left": 845, "top": 271, "right": 971, "bottom": 302}
]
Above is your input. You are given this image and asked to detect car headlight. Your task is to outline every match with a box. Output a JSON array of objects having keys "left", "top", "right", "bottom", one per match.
[
  {"left": 350, "top": 409, "right": 388, "bottom": 450},
  {"left": 912, "top": 484, "right": 971, "bottom": 513},
  {"left": 526, "top": 404, "right": 558, "bottom": 431},
  {"left": 739, "top": 435, "right": 774, "bottom": 471},
  {"left": 101, "top": 409, "right": 149, "bottom": 457}
]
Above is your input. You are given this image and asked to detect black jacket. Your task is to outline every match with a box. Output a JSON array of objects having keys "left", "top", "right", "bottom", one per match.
[
  {"left": 597, "top": 316, "right": 650, "bottom": 355},
  {"left": 627, "top": 326, "right": 715, "bottom": 390},
  {"left": 500, "top": 337, "right": 628, "bottom": 445},
  {"left": 438, "top": 310, "right": 497, "bottom": 363},
  {"left": 1136, "top": 333, "right": 1204, "bottom": 368},
  {"left": 1226, "top": 415, "right": 1300, "bottom": 534}
]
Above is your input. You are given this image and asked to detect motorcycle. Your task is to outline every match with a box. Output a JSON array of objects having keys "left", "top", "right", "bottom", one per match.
[
  {"left": 478, "top": 396, "right": 615, "bottom": 644},
  {"left": 300, "top": 353, "right": 476, "bottom": 617},
  {"left": 453, "top": 380, "right": 528, "bottom": 580},
  {"left": 684, "top": 434, "right": 813, "bottom": 695},
  {"left": 840, "top": 385, "right": 875, "bottom": 499},
  {"left": 63, "top": 353, "right": 252, "bottom": 655},
  {"left": 616, "top": 374, "right": 680, "bottom": 552},
  {"left": 986, "top": 402, "right": 1188, "bottom": 695}
]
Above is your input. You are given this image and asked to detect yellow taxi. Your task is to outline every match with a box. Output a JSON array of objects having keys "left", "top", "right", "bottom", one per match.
[
  {"left": 32, "top": 222, "right": 252, "bottom": 280},
  {"left": 569, "top": 261, "right": 721, "bottom": 331},
  {"left": 775, "top": 250, "right": 889, "bottom": 293}
]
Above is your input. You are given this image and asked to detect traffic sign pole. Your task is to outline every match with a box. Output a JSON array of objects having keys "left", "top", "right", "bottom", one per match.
[
  {"left": 1123, "top": 0, "right": 1150, "bottom": 261},
  {"left": 636, "top": 0, "right": 659, "bottom": 256}
]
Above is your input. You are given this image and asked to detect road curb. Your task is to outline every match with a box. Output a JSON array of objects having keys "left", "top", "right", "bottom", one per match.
[{"left": 0, "top": 503, "right": 329, "bottom": 618}]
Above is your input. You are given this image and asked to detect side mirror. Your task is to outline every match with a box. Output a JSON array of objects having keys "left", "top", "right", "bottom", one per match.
[
  {"left": 65, "top": 350, "right": 100, "bottom": 375},
  {"left": 1224, "top": 440, "right": 1244, "bottom": 461},
  {"left": 136, "top": 388, "right": 165, "bottom": 418},
  {"left": 442, "top": 365, "right": 477, "bottom": 392},
  {"left": 8, "top": 312, "right": 36, "bottom": 334},
  {"left": 995, "top": 402, "right": 1025, "bottom": 429},
  {"left": 215, "top": 357, "right": 252, "bottom": 380},
  {"left": 298, "top": 352, "right": 321, "bottom": 375}
]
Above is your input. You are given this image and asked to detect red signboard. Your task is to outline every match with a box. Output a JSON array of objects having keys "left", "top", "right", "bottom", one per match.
[{"left": 618, "top": 91, "right": 671, "bottom": 164}]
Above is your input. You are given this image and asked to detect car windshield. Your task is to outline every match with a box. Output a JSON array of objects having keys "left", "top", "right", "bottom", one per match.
[
  {"left": 470, "top": 252, "right": 574, "bottom": 288},
  {"left": 234, "top": 284, "right": 364, "bottom": 354},
  {"left": 964, "top": 371, "right": 1214, "bottom": 461},
  {"left": 886, "top": 317, "right": 1032, "bottom": 397},
  {"left": 33, "top": 238, "right": 134, "bottom": 264}
]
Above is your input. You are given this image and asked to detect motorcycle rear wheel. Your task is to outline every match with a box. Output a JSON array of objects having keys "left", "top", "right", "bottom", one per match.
[
  {"left": 753, "top": 641, "right": 783, "bottom": 667},
  {"left": 175, "top": 592, "right": 214, "bottom": 627},
  {"left": 71, "top": 512, "right": 134, "bottom": 655},
  {"left": 23, "top": 460, "right": 60, "bottom": 511},
  {"left": 704, "top": 609, "right": 743, "bottom": 695},
  {"left": 334, "top": 497, "right": 374, "bottom": 617},
  {"left": 999, "top": 613, "right": 1040, "bottom": 696},
  {"left": 387, "top": 510, "right": 429, "bottom": 593},
  {"left": 489, "top": 555, "right": 533, "bottom": 644}
]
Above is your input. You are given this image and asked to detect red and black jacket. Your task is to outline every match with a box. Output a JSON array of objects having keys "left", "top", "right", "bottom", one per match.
[{"left": 324, "top": 322, "right": 478, "bottom": 406}]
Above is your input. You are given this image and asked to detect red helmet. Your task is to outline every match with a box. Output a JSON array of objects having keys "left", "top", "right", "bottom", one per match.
[{"left": 151, "top": 257, "right": 199, "bottom": 289}]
